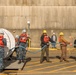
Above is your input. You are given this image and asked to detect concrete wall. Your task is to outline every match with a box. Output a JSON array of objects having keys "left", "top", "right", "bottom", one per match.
[
  {"left": 0, "top": 6, "right": 76, "bottom": 29},
  {"left": 0, "top": 0, "right": 76, "bottom": 47},
  {"left": 9, "top": 29, "right": 76, "bottom": 47},
  {"left": 0, "top": 0, "right": 76, "bottom": 6}
]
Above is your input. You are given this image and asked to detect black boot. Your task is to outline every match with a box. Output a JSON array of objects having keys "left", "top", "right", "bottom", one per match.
[
  {"left": 46, "top": 60, "right": 52, "bottom": 63},
  {"left": 60, "top": 60, "right": 63, "bottom": 62},
  {"left": 22, "top": 60, "right": 25, "bottom": 63},
  {"left": 64, "top": 59, "right": 69, "bottom": 62},
  {"left": 18, "top": 60, "right": 21, "bottom": 64},
  {"left": 40, "top": 60, "right": 43, "bottom": 63},
  {"left": 0, "top": 69, "right": 3, "bottom": 73}
]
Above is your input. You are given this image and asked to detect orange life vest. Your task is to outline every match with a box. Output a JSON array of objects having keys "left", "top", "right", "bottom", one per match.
[
  {"left": 59, "top": 36, "right": 61, "bottom": 43},
  {"left": 0, "top": 36, "right": 4, "bottom": 47},
  {"left": 43, "top": 35, "right": 49, "bottom": 43},
  {"left": 20, "top": 33, "right": 27, "bottom": 43},
  {"left": 59, "top": 36, "right": 67, "bottom": 46}
]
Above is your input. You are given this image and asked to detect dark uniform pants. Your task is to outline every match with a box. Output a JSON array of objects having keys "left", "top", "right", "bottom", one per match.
[
  {"left": 40, "top": 46, "right": 49, "bottom": 62},
  {"left": 60, "top": 46, "right": 67, "bottom": 61},
  {"left": 15, "top": 48, "right": 19, "bottom": 60},
  {"left": 18, "top": 43, "right": 27, "bottom": 60},
  {"left": 51, "top": 42, "right": 56, "bottom": 48},
  {"left": 0, "top": 47, "right": 4, "bottom": 70}
]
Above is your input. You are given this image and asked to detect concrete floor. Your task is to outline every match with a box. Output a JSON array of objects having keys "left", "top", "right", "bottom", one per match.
[{"left": 2, "top": 49, "right": 76, "bottom": 75}]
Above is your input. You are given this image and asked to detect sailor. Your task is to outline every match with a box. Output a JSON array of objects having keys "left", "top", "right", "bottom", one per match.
[
  {"left": 0, "top": 30, "right": 7, "bottom": 72},
  {"left": 59, "top": 32, "right": 70, "bottom": 62},
  {"left": 18, "top": 29, "right": 28, "bottom": 64},
  {"left": 40, "top": 30, "right": 51, "bottom": 63}
]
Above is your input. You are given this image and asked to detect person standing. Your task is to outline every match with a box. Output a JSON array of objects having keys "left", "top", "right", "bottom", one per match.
[
  {"left": 0, "top": 30, "right": 7, "bottom": 72},
  {"left": 59, "top": 32, "right": 70, "bottom": 62},
  {"left": 74, "top": 39, "right": 76, "bottom": 48},
  {"left": 51, "top": 33, "right": 57, "bottom": 48},
  {"left": 40, "top": 30, "right": 51, "bottom": 63},
  {"left": 18, "top": 29, "right": 28, "bottom": 64},
  {"left": 15, "top": 35, "right": 19, "bottom": 60}
]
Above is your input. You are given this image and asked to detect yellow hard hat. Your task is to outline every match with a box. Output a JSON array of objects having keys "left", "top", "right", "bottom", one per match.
[
  {"left": 43, "top": 30, "right": 47, "bottom": 33},
  {"left": 59, "top": 32, "right": 64, "bottom": 36}
]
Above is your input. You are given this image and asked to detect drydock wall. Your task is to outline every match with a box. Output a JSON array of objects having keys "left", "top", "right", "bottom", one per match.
[{"left": 0, "top": 0, "right": 76, "bottom": 47}]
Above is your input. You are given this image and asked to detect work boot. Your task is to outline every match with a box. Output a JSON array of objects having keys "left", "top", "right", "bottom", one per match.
[
  {"left": 0, "top": 69, "right": 3, "bottom": 73},
  {"left": 46, "top": 60, "right": 52, "bottom": 63},
  {"left": 60, "top": 60, "right": 63, "bottom": 62},
  {"left": 60, "top": 59, "right": 63, "bottom": 62},
  {"left": 40, "top": 60, "right": 43, "bottom": 63},
  {"left": 63, "top": 58, "right": 69, "bottom": 62},
  {"left": 64, "top": 59, "right": 69, "bottom": 62},
  {"left": 18, "top": 60, "right": 21, "bottom": 64},
  {"left": 22, "top": 60, "right": 25, "bottom": 63},
  {"left": 47, "top": 61, "right": 52, "bottom": 63}
]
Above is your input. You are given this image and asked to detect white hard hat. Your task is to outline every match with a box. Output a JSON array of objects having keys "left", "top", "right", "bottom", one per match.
[
  {"left": 15, "top": 35, "right": 19, "bottom": 38},
  {"left": 53, "top": 33, "right": 55, "bottom": 35},
  {"left": 0, "top": 30, "right": 4, "bottom": 35},
  {"left": 22, "top": 29, "right": 26, "bottom": 33}
]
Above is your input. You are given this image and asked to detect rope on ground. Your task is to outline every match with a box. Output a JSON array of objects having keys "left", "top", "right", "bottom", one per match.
[
  {"left": 9, "top": 42, "right": 76, "bottom": 54},
  {"left": 19, "top": 45, "right": 47, "bottom": 54}
]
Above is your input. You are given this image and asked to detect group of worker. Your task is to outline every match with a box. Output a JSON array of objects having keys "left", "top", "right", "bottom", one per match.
[
  {"left": 40, "top": 30, "right": 71, "bottom": 63},
  {"left": 0, "top": 29, "right": 28, "bottom": 72},
  {"left": 15, "top": 29, "right": 28, "bottom": 64},
  {"left": 0, "top": 29, "right": 72, "bottom": 72}
]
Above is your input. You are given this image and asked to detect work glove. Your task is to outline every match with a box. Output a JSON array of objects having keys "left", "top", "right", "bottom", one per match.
[
  {"left": 69, "top": 43, "right": 72, "bottom": 46},
  {"left": 26, "top": 47, "right": 28, "bottom": 50},
  {"left": 47, "top": 42, "right": 50, "bottom": 45}
]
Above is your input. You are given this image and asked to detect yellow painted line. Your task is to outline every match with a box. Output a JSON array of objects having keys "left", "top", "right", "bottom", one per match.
[
  {"left": 28, "top": 47, "right": 58, "bottom": 50},
  {"left": 27, "top": 59, "right": 74, "bottom": 67},
  {"left": 26, "top": 60, "right": 59, "bottom": 68},
  {"left": 26, "top": 61, "right": 76, "bottom": 72},
  {"left": 28, "top": 47, "right": 75, "bottom": 50},
  {"left": 16, "top": 70, "right": 75, "bottom": 74},
  {"left": 5, "top": 70, "right": 76, "bottom": 75},
  {"left": 72, "top": 70, "right": 76, "bottom": 72},
  {"left": 0, "top": 74, "right": 7, "bottom": 75},
  {"left": 49, "top": 64, "right": 76, "bottom": 73}
]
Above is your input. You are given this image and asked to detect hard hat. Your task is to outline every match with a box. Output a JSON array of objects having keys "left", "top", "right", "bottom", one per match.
[
  {"left": 53, "top": 33, "right": 55, "bottom": 35},
  {"left": 59, "top": 32, "right": 64, "bottom": 36},
  {"left": 43, "top": 30, "right": 47, "bottom": 33},
  {"left": 22, "top": 29, "right": 26, "bottom": 33},
  {"left": 0, "top": 30, "right": 4, "bottom": 35},
  {"left": 15, "top": 35, "right": 19, "bottom": 38}
]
